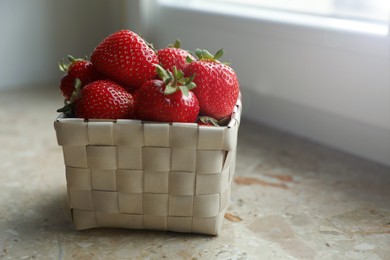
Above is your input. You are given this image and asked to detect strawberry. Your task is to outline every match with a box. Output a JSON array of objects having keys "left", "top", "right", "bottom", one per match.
[
  {"left": 184, "top": 49, "right": 239, "bottom": 120},
  {"left": 91, "top": 30, "right": 159, "bottom": 91},
  {"left": 71, "top": 80, "right": 134, "bottom": 119},
  {"left": 135, "top": 65, "right": 199, "bottom": 123},
  {"left": 157, "top": 40, "right": 195, "bottom": 73},
  {"left": 59, "top": 56, "right": 101, "bottom": 100}
]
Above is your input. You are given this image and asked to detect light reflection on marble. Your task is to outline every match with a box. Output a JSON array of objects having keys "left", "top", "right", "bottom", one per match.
[{"left": 0, "top": 86, "right": 389, "bottom": 259}]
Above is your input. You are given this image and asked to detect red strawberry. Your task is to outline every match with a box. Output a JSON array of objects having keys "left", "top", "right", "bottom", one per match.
[
  {"left": 184, "top": 49, "right": 239, "bottom": 120},
  {"left": 157, "top": 40, "right": 195, "bottom": 73},
  {"left": 73, "top": 80, "right": 134, "bottom": 119},
  {"left": 59, "top": 56, "right": 101, "bottom": 100},
  {"left": 135, "top": 65, "right": 199, "bottom": 123},
  {"left": 91, "top": 30, "right": 159, "bottom": 91}
]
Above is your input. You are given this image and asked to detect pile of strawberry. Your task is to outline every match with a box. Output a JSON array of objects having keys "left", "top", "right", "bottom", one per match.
[{"left": 57, "top": 30, "right": 239, "bottom": 126}]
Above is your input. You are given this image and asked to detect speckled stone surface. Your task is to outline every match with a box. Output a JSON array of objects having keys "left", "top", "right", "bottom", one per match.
[{"left": 0, "top": 86, "right": 389, "bottom": 259}]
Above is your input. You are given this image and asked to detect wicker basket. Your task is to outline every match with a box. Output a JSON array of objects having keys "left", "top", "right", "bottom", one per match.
[{"left": 54, "top": 97, "right": 241, "bottom": 235}]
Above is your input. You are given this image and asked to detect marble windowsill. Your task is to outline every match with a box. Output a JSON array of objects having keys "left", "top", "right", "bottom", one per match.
[{"left": 0, "top": 86, "right": 389, "bottom": 259}]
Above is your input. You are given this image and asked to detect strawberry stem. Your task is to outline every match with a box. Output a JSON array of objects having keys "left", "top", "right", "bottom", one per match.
[
  {"left": 58, "top": 55, "right": 88, "bottom": 73},
  {"left": 154, "top": 65, "right": 196, "bottom": 97},
  {"left": 68, "top": 55, "right": 76, "bottom": 63},
  {"left": 186, "top": 55, "right": 194, "bottom": 63},
  {"left": 194, "top": 48, "right": 224, "bottom": 62},
  {"left": 198, "top": 116, "right": 230, "bottom": 126},
  {"left": 168, "top": 39, "right": 181, "bottom": 48},
  {"left": 155, "top": 64, "right": 172, "bottom": 85},
  {"left": 198, "top": 116, "right": 220, "bottom": 126},
  {"left": 69, "top": 78, "right": 82, "bottom": 103},
  {"left": 58, "top": 59, "right": 68, "bottom": 72},
  {"left": 56, "top": 78, "right": 82, "bottom": 117},
  {"left": 214, "top": 49, "right": 224, "bottom": 60}
]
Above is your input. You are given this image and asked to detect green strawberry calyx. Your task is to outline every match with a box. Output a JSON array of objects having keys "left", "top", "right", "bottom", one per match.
[
  {"left": 58, "top": 55, "right": 88, "bottom": 73},
  {"left": 168, "top": 39, "right": 181, "bottom": 49},
  {"left": 197, "top": 116, "right": 230, "bottom": 127},
  {"left": 155, "top": 64, "right": 196, "bottom": 97},
  {"left": 56, "top": 78, "right": 82, "bottom": 116},
  {"left": 186, "top": 48, "right": 224, "bottom": 63}
]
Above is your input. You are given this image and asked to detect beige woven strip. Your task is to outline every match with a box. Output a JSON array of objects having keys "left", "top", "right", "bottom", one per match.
[
  {"left": 91, "top": 169, "right": 116, "bottom": 191},
  {"left": 195, "top": 174, "right": 220, "bottom": 195},
  {"left": 117, "top": 146, "right": 142, "bottom": 170},
  {"left": 144, "top": 215, "right": 167, "bottom": 230},
  {"left": 116, "top": 170, "right": 143, "bottom": 193},
  {"left": 228, "top": 95, "right": 242, "bottom": 128},
  {"left": 126, "top": 214, "right": 144, "bottom": 229},
  {"left": 92, "top": 191, "right": 119, "bottom": 213},
  {"left": 118, "top": 193, "right": 143, "bottom": 214},
  {"left": 66, "top": 167, "right": 91, "bottom": 189},
  {"left": 192, "top": 212, "right": 225, "bottom": 235},
  {"left": 144, "top": 123, "right": 170, "bottom": 147},
  {"left": 168, "top": 171, "right": 195, "bottom": 195},
  {"left": 68, "top": 189, "right": 93, "bottom": 210},
  {"left": 193, "top": 194, "right": 220, "bottom": 218},
  {"left": 219, "top": 167, "right": 230, "bottom": 193},
  {"left": 168, "top": 195, "right": 194, "bottom": 217},
  {"left": 171, "top": 148, "right": 197, "bottom": 172},
  {"left": 220, "top": 185, "right": 231, "bottom": 211},
  {"left": 222, "top": 151, "right": 233, "bottom": 171},
  {"left": 88, "top": 121, "right": 114, "bottom": 145},
  {"left": 143, "top": 194, "right": 169, "bottom": 216},
  {"left": 170, "top": 123, "right": 198, "bottom": 148},
  {"left": 216, "top": 211, "right": 226, "bottom": 234},
  {"left": 86, "top": 146, "right": 117, "bottom": 169},
  {"left": 144, "top": 171, "right": 169, "bottom": 193},
  {"left": 66, "top": 187, "right": 71, "bottom": 208},
  {"left": 142, "top": 147, "right": 171, "bottom": 171},
  {"left": 223, "top": 126, "right": 238, "bottom": 151},
  {"left": 228, "top": 150, "right": 237, "bottom": 183},
  {"left": 96, "top": 213, "right": 137, "bottom": 228},
  {"left": 198, "top": 126, "right": 224, "bottom": 150},
  {"left": 196, "top": 150, "right": 225, "bottom": 174},
  {"left": 72, "top": 209, "right": 97, "bottom": 230},
  {"left": 54, "top": 118, "right": 88, "bottom": 146},
  {"left": 167, "top": 216, "right": 192, "bottom": 233},
  {"left": 63, "top": 146, "right": 88, "bottom": 168},
  {"left": 114, "top": 120, "right": 144, "bottom": 146}
]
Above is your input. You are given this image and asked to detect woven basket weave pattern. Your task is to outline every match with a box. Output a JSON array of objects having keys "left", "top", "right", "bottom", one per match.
[{"left": 55, "top": 99, "right": 241, "bottom": 235}]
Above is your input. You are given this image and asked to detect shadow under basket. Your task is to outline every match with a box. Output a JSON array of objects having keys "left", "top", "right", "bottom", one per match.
[{"left": 54, "top": 97, "right": 242, "bottom": 235}]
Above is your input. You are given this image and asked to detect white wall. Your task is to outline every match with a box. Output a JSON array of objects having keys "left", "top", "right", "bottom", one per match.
[
  {"left": 0, "top": 0, "right": 130, "bottom": 89},
  {"left": 140, "top": 0, "right": 390, "bottom": 166},
  {"left": 2, "top": 1, "right": 388, "bottom": 165}
]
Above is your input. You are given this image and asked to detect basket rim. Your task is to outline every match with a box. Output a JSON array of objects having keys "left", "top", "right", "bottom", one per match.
[{"left": 55, "top": 93, "right": 242, "bottom": 129}]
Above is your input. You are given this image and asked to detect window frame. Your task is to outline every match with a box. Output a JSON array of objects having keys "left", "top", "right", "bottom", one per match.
[{"left": 140, "top": 0, "right": 390, "bottom": 166}]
